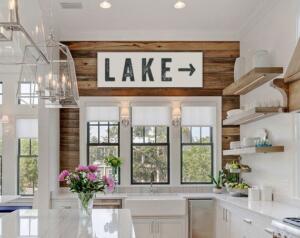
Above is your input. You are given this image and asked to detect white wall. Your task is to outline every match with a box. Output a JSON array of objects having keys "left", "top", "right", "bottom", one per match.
[
  {"left": 0, "top": 68, "right": 38, "bottom": 195},
  {"left": 239, "top": 0, "right": 300, "bottom": 201}
]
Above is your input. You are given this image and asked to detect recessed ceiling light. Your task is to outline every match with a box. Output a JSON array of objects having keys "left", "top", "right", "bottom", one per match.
[
  {"left": 174, "top": 1, "right": 186, "bottom": 9},
  {"left": 100, "top": 1, "right": 112, "bottom": 9}
]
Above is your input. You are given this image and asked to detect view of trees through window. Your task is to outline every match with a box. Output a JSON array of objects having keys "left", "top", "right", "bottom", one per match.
[
  {"left": 132, "top": 126, "right": 169, "bottom": 184},
  {"left": 87, "top": 121, "right": 120, "bottom": 181},
  {"left": 18, "top": 138, "right": 38, "bottom": 195},
  {"left": 181, "top": 126, "right": 213, "bottom": 184}
]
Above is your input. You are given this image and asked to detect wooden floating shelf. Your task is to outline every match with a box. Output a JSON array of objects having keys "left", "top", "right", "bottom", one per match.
[
  {"left": 223, "top": 107, "right": 286, "bottom": 126},
  {"left": 223, "top": 67, "right": 284, "bottom": 95},
  {"left": 223, "top": 146, "right": 285, "bottom": 156},
  {"left": 285, "top": 39, "right": 300, "bottom": 83}
]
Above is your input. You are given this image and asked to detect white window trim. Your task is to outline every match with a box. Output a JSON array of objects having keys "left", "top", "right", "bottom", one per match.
[
  {"left": 79, "top": 96, "right": 222, "bottom": 187},
  {"left": 294, "top": 113, "right": 300, "bottom": 200}
]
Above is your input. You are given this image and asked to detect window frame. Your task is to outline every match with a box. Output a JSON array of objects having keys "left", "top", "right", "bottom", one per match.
[
  {"left": 18, "top": 82, "right": 38, "bottom": 105},
  {"left": 180, "top": 126, "right": 214, "bottom": 185},
  {"left": 86, "top": 121, "right": 121, "bottom": 183},
  {"left": 17, "top": 138, "right": 38, "bottom": 196},
  {"left": 131, "top": 126, "right": 170, "bottom": 185}
]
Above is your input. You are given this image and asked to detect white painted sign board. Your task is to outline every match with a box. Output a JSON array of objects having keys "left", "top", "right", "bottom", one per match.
[{"left": 97, "top": 52, "right": 203, "bottom": 88}]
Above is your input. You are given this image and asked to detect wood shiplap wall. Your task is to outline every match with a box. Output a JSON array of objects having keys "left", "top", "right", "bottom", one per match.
[
  {"left": 60, "top": 108, "right": 80, "bottom": 173},
  {"left": 60, "top": 41, "right": 240, "bottom": 174}
]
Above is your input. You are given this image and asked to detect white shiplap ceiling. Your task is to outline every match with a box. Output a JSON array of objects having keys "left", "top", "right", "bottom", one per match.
[{"left": 47, "top": 0, "right": 275, "bottom": 41}]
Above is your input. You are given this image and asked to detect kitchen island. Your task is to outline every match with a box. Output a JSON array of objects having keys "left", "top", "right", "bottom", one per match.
[{"left": 0, "top": 209, "right": 135, "bottom": 238}]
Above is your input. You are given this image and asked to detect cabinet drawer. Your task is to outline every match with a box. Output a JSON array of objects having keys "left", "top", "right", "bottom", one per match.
[
  {"left": 93, "top": 199, "right": 122, "bottom": 209},
  {"left": 51, "top": 200, "right": 77, "bottom": 209}
]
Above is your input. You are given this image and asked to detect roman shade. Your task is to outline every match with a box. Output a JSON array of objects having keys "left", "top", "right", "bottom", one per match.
[
  {"left": 181, "top": 106, "right": 216, "bottom": 126},
  {"left": 132, "top": 106, "right": 171, "bottom": 126},
  {"left": 86, "top": 106, "right": 119, "bottom": 122},
  {"left": 16, "top": 119, "right": 38, "bottom": 138}
]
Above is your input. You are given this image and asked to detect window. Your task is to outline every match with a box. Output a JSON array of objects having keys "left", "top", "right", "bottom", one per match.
[
  {"left": 87, "top": 121, "right": 120, "bottom": 181},
  {"left": 18, "top": 138, "right": 38, "bottom": 195},
  {"left": 18, "top": 82, "right": 38, "bottom": 105},
  {"left": 181, "top": 126, "right": 213, "bottom": 184},
  {"left": 131, "top": 126, "right": 169, "bottom": 184},
  {"left": 180, "top": 106, "right": 216, "bottom": 184},
  {"left": 0, "top": 82, "right": 3, "bottom": 105},
  {"left": 16, "top": 119, "right": 38, "bottom": 196}
]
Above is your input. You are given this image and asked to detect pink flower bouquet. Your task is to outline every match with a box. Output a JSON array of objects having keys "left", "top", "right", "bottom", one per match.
[{"left": 58, "top": 165, "right": 115, "bottom": 216}]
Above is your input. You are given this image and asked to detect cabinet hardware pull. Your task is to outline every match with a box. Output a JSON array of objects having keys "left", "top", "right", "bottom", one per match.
[
  {"left": 243, "top": 218, "right": 252, "bottom": 224},
  {"left": 222, "top": 208, "right": 225, "bottom": 221},
  {"left": 225, "top": 209, "right": 228, "bottom": 222},
  {"left": 156, "top": 221, "right": 159, "bottom": 234},
  {"left": 264, "top": 228, "right": 274, "bottom": 235},
  {"left": 150, "top": 221, "right": 154, "bottom": 233},
  {"left": 222, "top": 208, "right": 224, "bottom": 221}
]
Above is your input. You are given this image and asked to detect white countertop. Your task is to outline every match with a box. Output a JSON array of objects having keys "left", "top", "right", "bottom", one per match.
[
  {"left": 0, "top": 209, "right": 135, "bottom": 238},
  {"left": 52, "top": 191, "right": 300, "bottom": 221},
  {"left": 214, "top": 194, "right": 300, "bottom": 221},
  {"left": 0, "top": 195, "right": 20, "bottom": 204}
]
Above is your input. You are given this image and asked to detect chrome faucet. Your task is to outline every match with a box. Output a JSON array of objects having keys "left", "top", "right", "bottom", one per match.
[{"left": 150, "top": 171, "right": 155, "bottom": 193}]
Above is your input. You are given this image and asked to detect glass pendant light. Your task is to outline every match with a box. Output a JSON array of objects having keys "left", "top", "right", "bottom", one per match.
[
  {"left": 16, "top": 0, "right": 79, "bottom": 108},
  {"left": 0, "top": 0, "right": 48, "bottom": 65},
  {"left": 17, "top": 34, "right": 79, "bottom": 108}
]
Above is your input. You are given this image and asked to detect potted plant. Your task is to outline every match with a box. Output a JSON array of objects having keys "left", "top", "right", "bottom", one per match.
[
  {"left": 58, "top": 165, "right": 115, "bottom": 217},
  {"left": 104, "top": 155, "right": 122, "bottom": 182},
  {"left": 210, "top": 170, "right": 225, "bottom": 194}
]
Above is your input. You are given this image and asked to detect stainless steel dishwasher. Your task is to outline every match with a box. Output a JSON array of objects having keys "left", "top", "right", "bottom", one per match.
[{"left": 188, "top": 199, "right": 214, "bottom": 238}]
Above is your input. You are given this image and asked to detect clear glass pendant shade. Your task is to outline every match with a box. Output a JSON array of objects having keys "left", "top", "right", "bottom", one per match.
[
  {"left": 17, "top": 36, "right": 79, "bottom": 108},
  {"left": 0, "top": 0, "right": 48, "bottom": 64}
]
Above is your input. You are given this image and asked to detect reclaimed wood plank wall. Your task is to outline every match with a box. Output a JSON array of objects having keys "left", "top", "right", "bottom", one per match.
[{"left": 60, "top": 41, "right": 240, "bottom": 174}]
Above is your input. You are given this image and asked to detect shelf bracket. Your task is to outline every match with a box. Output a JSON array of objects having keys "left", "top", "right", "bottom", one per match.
[{"left": 270, "top": 78, "right": 289, "bottom": 109}]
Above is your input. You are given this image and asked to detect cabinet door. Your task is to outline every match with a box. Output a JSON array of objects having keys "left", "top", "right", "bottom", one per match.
[
  {"left": 216, "top": 205, "right": 230, "bottom": 238},
  {"left": 133, "top": 218, "right": 154, "bottom": 238},
  {"left": 230, "top": 211, "right": 244, "bottom": 238},
  {"left": 157, "top": 218, "right": 185, "bottom": 238}
]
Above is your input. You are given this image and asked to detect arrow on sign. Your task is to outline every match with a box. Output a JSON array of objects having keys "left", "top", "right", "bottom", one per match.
[{"left": 178, "top": 64, "right": 196, "bottom": 76}]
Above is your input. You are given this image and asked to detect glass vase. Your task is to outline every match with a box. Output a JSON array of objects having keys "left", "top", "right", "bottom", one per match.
[{"left": 78, "top": 192, "right": 94, "bottom": 217}]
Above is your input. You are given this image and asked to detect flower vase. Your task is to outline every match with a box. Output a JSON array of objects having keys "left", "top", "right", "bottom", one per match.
[
  {"left": 78, "top": 192, "right": 95, "bottom": 217},
  {"left": 112, "top": 167, "right": 118, "bottom": 192},
  {"left": 112, "top": 167, "right": 118, "bottom": 182}
]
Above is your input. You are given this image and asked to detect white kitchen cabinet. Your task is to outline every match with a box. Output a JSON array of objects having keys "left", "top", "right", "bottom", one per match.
[
  {"left": 51, "top": 200, "right": 78, "bottom": 209},
  {"left": 133, "top": 217, "right": 185, "bottom": 238},
  {"left": 215, "top": 203, "right": 231, "bottom": 238},
  {"left": 133, "top": 218, "right": 155, "bottom": 238},
  {"left": 157, "top": 218, "right": 185, "bottom": 238},
  {"left": 216, "top": 201, "right": 275, "bottom": 238},
  {"left": 230, "top": 210, "right": 243, "bottom": 238}
]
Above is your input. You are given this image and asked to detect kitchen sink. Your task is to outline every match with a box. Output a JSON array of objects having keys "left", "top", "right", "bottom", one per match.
[{"left": 124, "top": 195, "right": 186, "bottom": 216}]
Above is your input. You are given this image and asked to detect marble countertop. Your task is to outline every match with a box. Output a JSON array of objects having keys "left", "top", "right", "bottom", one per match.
[
  {"left": 0, "top": 195, "right": 20, "bottom": 204},
  {"left": 51, "top": 191, "right": 300, "bottom": 221},
  {"left": 0, "top": 209, "right": 135, "bottom": 238},
  {"left": 214, "top": 194, "right": 300, "bottom": 221}
]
